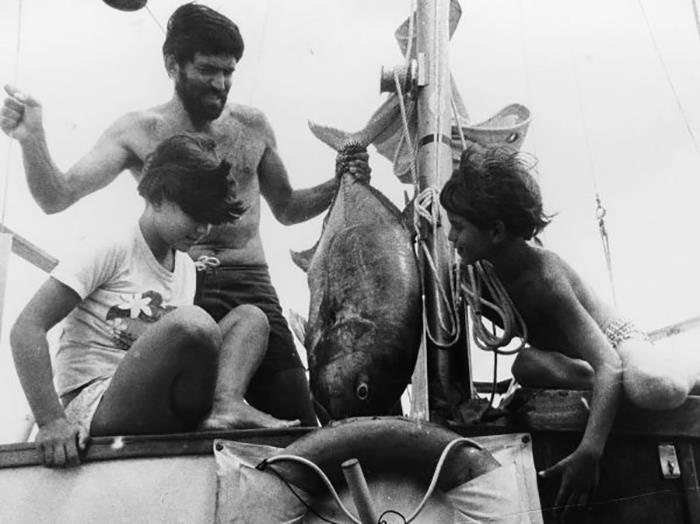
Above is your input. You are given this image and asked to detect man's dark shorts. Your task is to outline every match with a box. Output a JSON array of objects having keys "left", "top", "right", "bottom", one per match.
[{"left": 194, "top": 264, "right": 304, "bottom": 379}]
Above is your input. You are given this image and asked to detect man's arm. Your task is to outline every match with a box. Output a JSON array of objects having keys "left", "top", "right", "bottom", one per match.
[
  {"left": 259, "top": 145, "right": 372, "bottom": 226},
  {"left": 1, "top": 85, "right": 134, "bottom": 213},
  {"left": 10, "top": 278, "right": 86, "bottom": 467},
  {"left": 536, "top": 277, "right": 623, "bottom": 520},
  {"left": 251, "top": 107, "right": 369, "bottom": 225},
  {"left": 258, "top": 145, "right": 337, "bottom": 225}
]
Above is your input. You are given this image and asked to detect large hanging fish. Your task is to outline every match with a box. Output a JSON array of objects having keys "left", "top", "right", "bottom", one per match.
[{"left": 292, "top": 107, "right": 422, "bottom": 421}]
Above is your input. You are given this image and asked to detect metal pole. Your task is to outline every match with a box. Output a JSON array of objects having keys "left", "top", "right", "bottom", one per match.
[
  {"left": 341, "top": 459, "right": 378, "bottom": 524},
  {"left": 410, "top": 0, "right": 467, "bottom": 420}
]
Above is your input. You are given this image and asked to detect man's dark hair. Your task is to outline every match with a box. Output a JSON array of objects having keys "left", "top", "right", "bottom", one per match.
[
  {"left": 138, "top": 134, "right": 247, "bottom": 225},
  {"left": 440, "top": 145, "right": 552, "bottom": 240},
  {"left": 163, "top": 2, "right": 244, "bottom": 64}
]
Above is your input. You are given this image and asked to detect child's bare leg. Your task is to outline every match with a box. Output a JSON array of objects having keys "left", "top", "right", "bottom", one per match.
[
  {"left": 618, "top": 339, "right": 694, "bottom": 410},
  {"left": 200, "top": 304, "right": 300, "bottom": 430},
  {"left": 512, "top": 348, "right": 594, "bottom": 390},
  {"left": 91, "top": 306, "right": 221, "bottom": 435}
]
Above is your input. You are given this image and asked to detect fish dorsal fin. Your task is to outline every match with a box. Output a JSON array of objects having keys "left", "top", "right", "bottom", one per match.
[
  {"left": 290, "top": 242, "right": 318, "bottom": 273},
  {"left": 287, "top": 308, "right": 309, "bottom": 348}
]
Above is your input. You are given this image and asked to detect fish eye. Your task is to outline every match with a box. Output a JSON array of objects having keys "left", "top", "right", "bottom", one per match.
[{"left": 356, "top": 382, "right": 369, "bottom": 400}]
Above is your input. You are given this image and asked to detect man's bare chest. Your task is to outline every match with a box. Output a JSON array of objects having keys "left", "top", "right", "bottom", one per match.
[{"left": 128, "top": 122, "right": 265, "bottom": 184}]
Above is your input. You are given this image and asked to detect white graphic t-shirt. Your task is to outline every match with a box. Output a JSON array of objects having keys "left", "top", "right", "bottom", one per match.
[{"left": 51, "top": 222, "right": 196, "bottom": 396}]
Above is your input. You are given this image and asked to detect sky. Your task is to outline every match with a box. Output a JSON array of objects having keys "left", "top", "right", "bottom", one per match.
[{"left": 0, "top": 0, "right": 699, "bottom": 442}]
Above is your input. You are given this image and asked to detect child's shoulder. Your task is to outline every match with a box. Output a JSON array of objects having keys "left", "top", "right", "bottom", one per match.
[
  {"left": 513, "top": 248, "right": 577, "bottom": 304},
  {"left": 521, "top": 247, "right": 571, "bottom": 283}
]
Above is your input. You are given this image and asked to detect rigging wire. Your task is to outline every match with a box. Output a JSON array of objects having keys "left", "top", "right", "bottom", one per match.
[
  {"left": 1, "top": 0, "right": 24, "bottom": 228},
  {"left": 145, "top": 4, "right": 165, "bottom": 34},
  {"left": 638, "top": 0, "right": 700, "bottom": 160},
  {"left": 693, "top": 0, "right": 700, "bottom": 45},
  {"left": 517, "top": 0, "right": 549, "bottom": 249},
  {"left": 564, "top": 1, "right": 618, "bottom": 306},
  {"left": 517, "top": 0, "right": 539, "bottom": 161}
]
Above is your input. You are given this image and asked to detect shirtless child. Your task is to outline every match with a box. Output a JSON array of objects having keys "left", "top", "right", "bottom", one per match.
[
  {"left": 11, "top": 134, "right": 298, "bottom": 468},
  {"left": 439, "top": 145, "right": 698, "bottom": 519}
]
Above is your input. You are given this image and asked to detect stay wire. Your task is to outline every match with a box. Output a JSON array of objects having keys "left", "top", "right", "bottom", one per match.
[
  {"left": 517, "top": 0, "right": 539, "bottom": 161},
  {"left": 693, "top": 0, "right": 700, "bottom": 45},
  {"left": 564, "top": 2, "right": 618, "bottom": 304},
  {"left": 638, "top": 0, "right": 700, "bottom": 160},
  {"left": 145, "top": 5, "right": 165, "bottom": 34},
  {"left": 1, "top": 0, "right": 23, "bottom": 227}
]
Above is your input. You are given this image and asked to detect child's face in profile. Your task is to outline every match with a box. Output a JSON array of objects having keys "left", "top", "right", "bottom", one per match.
[
  {"left": 153, "top": 199, "right": 211, "bottom": 252},
  {"left": 446, "top": 211, "right": 494, "bottom": 266}
]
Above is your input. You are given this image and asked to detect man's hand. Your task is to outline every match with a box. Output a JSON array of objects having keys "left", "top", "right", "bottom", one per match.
[
  {"left": 35, "top": 416, "right": 88, "bottom": 468},
  {"left": 539, "top": 447, "right": 600, "bottom": 521},
  {"left": 335, "top": 149, "right": 371, "bottom": 184},
  {"left": 0, "top": 84, "right": 43, "bottom": 142}
]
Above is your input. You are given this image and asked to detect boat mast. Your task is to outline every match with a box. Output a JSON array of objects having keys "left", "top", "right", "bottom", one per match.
[{"left": 410, "top": 0, "right": 470, "bottom": 420}]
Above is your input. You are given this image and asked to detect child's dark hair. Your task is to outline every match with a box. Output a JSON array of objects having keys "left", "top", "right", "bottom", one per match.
[
  {"left": 138, "top": 134, "right": 247, "bottom": 225},
  {"left": 440, "top": 145, "right": 551, "bottom": 240},
  {"left": 163, "top": 3, "right": 244, "bottom": 65}
]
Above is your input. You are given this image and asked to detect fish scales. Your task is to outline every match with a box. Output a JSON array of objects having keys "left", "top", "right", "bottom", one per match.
[{"left": 300, "top": 173, "right": 421, "bottom": 420}]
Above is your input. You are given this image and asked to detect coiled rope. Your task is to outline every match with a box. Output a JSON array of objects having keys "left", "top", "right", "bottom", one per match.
[{"left": 461, "top": 260, "right": 527, "bottom": 356}]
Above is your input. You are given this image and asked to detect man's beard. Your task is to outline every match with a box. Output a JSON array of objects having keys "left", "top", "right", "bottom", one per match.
[{"left": 176, "top": 72, "right": 228, "bottom": 124}]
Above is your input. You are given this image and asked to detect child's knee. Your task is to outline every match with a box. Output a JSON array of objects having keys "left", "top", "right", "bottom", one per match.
[
  {"left": 511, "top": 352, "right": 542, "bottom": 386},
  {"left": 624, "top": 369, "right": 689, "bottom": 410},
  {"left": 511, "top": 353, "right": 530, "bottom": 383},
  {"left": 171, "top": 305, "right": 222, "bottom": 351}
]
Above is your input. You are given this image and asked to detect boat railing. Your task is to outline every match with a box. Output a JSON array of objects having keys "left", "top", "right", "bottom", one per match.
[
  {"left": 0, "top": 225, "right": 58, "bottom": 273},
  {"left": 0, "top": 225, "right": 697, "bottom": 442}
]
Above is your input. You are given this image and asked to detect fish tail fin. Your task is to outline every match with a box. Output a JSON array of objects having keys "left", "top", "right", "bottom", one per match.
[
  {"left": 308, "top": 121, "right": 369, "bottom": 152},
  {"left": 308, "top": 94, "right": 403, "bottom": 154}
]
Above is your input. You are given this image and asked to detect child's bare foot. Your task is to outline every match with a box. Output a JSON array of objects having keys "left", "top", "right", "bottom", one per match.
[{"left": 199, "top": 401, "right": 301, "bottom": 430}]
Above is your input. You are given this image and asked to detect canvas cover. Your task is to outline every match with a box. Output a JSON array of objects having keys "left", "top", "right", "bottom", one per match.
[{"left": 214, "top": 432, "right": 543, "bottom": 523}]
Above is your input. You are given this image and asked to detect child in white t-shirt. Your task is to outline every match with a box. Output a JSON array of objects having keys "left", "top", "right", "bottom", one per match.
[{"left": 11, "top": 134, "right": 299, "bottom": 468}]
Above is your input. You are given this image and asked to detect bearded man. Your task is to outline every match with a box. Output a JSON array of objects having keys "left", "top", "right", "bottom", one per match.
[{"left": 1, "top": 3, "right": 369, "bottom": 427}]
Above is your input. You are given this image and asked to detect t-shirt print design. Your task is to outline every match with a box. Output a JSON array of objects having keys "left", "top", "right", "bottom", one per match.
[{"left": 106, "top": 290, "right": 177, "bottom": 350}]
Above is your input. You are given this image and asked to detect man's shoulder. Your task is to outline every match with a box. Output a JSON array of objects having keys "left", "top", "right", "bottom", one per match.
[
  {"left": 118, "top": 105, "right": 169, "bottom": 129},
  {"left": 224, "top": 103, "right": 271, "bottom": 130},
  {"left": 105, "top": 107, "right": 167, "bottom": 141}
]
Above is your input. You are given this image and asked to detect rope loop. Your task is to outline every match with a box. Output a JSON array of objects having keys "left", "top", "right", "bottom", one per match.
[{"left": 460, "top": 260, "right": 527, "bottom": 355}]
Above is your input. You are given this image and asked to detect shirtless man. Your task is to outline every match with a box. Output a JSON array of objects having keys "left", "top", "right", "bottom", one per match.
[
  {"left": 0, "top": 3, "right": 369, "bottom": 426},
  {"left": 439, "top": 145, "right": 699, "bottom": 520}
]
